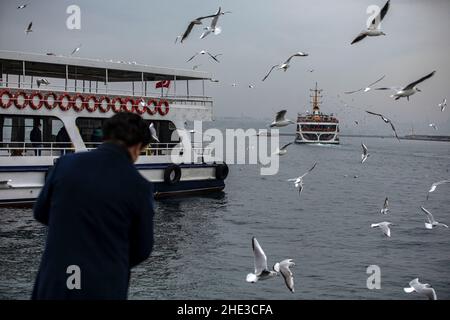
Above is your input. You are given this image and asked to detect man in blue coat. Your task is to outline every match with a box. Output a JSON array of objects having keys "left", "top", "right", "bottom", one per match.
[{"left": 32, "top": 113, "right": 154, "bottom": 300}]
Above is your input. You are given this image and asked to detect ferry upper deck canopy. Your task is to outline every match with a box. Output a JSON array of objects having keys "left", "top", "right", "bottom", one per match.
[{"left": 0, "top": 50, "right": 211, "bottom": 82}]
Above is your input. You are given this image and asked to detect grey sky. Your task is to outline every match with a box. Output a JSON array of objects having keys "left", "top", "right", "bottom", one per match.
[{"left": 0, "top": 0, "right": 449, "bottom": 135}]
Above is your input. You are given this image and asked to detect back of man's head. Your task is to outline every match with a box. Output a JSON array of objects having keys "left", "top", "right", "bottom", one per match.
[{"left": 102, "top": 113, "right": 151, "bottom": 148}]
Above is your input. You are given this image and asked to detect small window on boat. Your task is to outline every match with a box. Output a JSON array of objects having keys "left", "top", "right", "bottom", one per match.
[{"left": 0, "top": 115, "right": 71, "bottom": 156}]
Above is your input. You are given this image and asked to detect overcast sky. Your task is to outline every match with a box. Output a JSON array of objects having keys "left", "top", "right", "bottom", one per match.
[{"left": 0, "top": 0, "right": 449, "bottom": 135}]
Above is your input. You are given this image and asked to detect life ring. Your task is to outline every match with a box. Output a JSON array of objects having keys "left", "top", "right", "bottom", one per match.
[
  {"left": 72, "top": 94, "right": 85, "bottom": 112},
  {"left": 134, "top": 98, "right": 146, "bottom": 115},
  {"left": 215, "top": 163, "right": 229, "bottom": 180},
  {"left": 29, "top": 92, "right": 44, "bottom": 110},
  {"left": 59, "top": 93, "right": 73, "bottom": 111},
  {"left": 164, "top": 165, "right": 182, "bottom": 185},
  {"left": 146, "top": 99, "right": 158, "bottom": 115},
  {"left": 44, "top": 92, "right": 58, "bottom": 110},
  {"left": 98, "top": 96, "right": 111, "bottom": 113},
  {"left": 86, "top": 95, "right": 98, "bottom": 112},
  {"left": 0, "top": 89, "right": 13, "bottom": 109},
  {"left": 111, "top": 97, "right": 122, "bottom": 113},
  {"left": 14, "top": 91, "right": 29, "bottom": 109},
  {"left": 122, "top": 97, "right": 134, "bottom": 112},
  {"left": 157, "top": 99, "right": 170, "bottom": 116}
]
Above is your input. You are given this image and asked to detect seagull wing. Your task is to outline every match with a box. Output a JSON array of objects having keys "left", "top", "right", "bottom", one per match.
[
  {"left": 366, "top": 110, "right": 384, "bottom": 118},
  {"left": 361, "top": 143, "right": 368, "bottom": 155},
  {"left": 206, "top": 52, "right": 220, "bottom": 63},
  {"left": 389, "top": 121, "right": 400, "bottom": 140},
  {"left": 383, "top": 197, "right": 389, "bottom": 210},
  {"left": 380, "top": 223, "right": 391, "bottom": 237},
  {"left": 280, "top": 142, "right": 293, "bottom": 151},
  {"left": 275, "top": 110, "right": 287, "bottom": 122},
  {"left": 351, "top": 32, "right": 367, "bottom": 45},
  {"left": 370, "top": 0, "right": 390, "bottom": 28},
  {"left": 262, "top": 65, "right": 278, "bottom": 81},
  {"left": 367, "top": 75, "right": 386, "bottom": 87},
  {"left": 421, "top": 206, "right": 436, "bottom": 224},
  {"left": 252, "top": 237, "right": 268, "bottom": 275},
  {"left": 344, "top": 88, "right": 363, "bottom": 94},
  {"left": 403, "top": 71, "right": 436, "bottom": 91},
  {"left": 186, "top": 52, "right": 200, "bottom": 62},
  {"left": 422, "top": 287, "right": 437, "bottom": 300},
  {"left": 181, "top": 21, "right": 196, "bottom": 43},
  {"left": 301, "top": 162, "right": 318, "bottom": 178},
  {"left": 284, "top": 52, "right": 307, "bottom": 64},
  {"left": 278, "top": 259, "right": 295, "bottom": 293},
  {"left": 149, "top": 123, "right": 159, "bottom": 142},
  {"left": 210, "top": 7, "right": 221, "bottom": 29}
]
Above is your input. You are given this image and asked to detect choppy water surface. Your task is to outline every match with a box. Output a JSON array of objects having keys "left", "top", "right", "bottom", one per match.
[{"left": 1, "top": 130, "right": 450, "bottom": 299}]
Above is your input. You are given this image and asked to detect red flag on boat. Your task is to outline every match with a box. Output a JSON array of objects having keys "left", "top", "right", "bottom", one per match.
[{"left": 155, "top": 80, "right": 171, "bottom": 89}]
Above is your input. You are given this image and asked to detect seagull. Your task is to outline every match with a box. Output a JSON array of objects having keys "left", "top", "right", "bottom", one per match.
[
  {"left": 427, "top": 180, "right": 450, "bottom": 200},
  {"left": 246, "top": 237, "right": 278, "bottom": 283},
  {"left": 429, "top": 123, "right": 438, "bottom": 131},
  {"left": 273, "top": 259, "right": 295, "bottom": 293},
  {"left": 438, "top": 98, "right": 447, "bottom": 112},
  {"left": 351, "top": 0, "right": 390, "bottom": 45},
  {"left": 273, "top": 142, "right": 293, "bottom": 156},
  {"left": 149, "top": 123, "right": 159, "bottom": 142},
  {"left": 200, "top": 7, "right": 231, "bottom": 39},
  {"left": 404, "top": 278, "right": 437, "bottom": 300},
  {"left": 25, "top": 22, "right": 33, "bottom": 34},
  {"left": 365, "top": 111, "right": 400, "bottom": 140},
  {"left": 71, "top": 45, "right": 81, "bottom": 56},
  {"left": 248, "top": 84, "right": 255, "bottom": 89},
  {"left": 361, "top": 143, "right": 369, "bottom": 163},
  {"left": 36, "top": 78, "right": 50, "bottom": 88},
  {"left": 269, "top": 110, "right": 295, "bottom": 127},
  {"left": 420, "top": 206, "right": 448, "bottom": 229},
  {"left": 262, "top": 52, "right": 309, "bottom": 81},
  {"left": 179, "top": 12, "right": 217, "bottom": 43},
  {"left": 380, "top": 197, "right": 389, "bottom": 214},
  {"left": 287, "top": 162, "right": 317, "bottom": 194},
  {"left": 345, "top": 75, "right": 386, "bottom": 94},
  {"left": 17, "top": 3, "right": 28, "bottom": 9},
  {"left": 375, "top": 71, "right": 436, "bottom": 101},
  {"left": 354, "top": 121, "right": 359, "bottom": 125},
  {"left": 192, "top": 64, "right": 201, "bottom": 70},
  {"left": 371, "top": 221, "right": 393, "bottom": 237},
  {"left": 209, "top": 79, "right": 219, "bottom": 83},
  {"left": 46, "top": 52, "right": 56, "bottom": 56},
  {"left": 186, "top": 50, "right": 221, "bottom": 63}
]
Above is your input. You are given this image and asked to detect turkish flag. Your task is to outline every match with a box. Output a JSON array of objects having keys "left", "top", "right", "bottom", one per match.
[{"left": 155, "top": 80, "right": 171, "bottom": 89}]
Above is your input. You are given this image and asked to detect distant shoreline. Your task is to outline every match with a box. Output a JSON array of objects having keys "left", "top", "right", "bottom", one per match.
[{"left": 275, "top": 133, "right": 450, "bottom": 142}]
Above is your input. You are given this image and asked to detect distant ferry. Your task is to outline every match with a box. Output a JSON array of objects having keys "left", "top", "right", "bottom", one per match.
[{"left": 295, "top": 83, "right": 339, "bottom": 144}]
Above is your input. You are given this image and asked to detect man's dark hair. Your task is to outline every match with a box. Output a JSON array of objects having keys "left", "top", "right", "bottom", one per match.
[{"left": 102, "top": 112, "right": 151, "bottom": 147}]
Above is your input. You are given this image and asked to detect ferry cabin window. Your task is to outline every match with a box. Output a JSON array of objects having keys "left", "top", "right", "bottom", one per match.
[
  {"left": 75, "top": 117, "right": 180, "bottom": 154},
  {"left": 0, "top": 115, "right": 69, "bottom": 156}
]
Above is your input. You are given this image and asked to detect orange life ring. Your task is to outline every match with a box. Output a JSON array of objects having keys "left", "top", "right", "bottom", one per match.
[
  {"left": 133, "top": 98, "right": 146, "bottom": 115},
  {"left": 122, "top": 97, "right": 134, "bottom": 112},
  {"left": 157, "top": 99, "right": 170, "bottom": 116},
  {"left": 14, "top": 91, "right": 29, "bottom": 109},
  {"left": 72, "top": 94, "right": 85, "bottom": 112},
  {"left": 0, "top": 89, "right": 13, "bottom": 109},
  {"left": 44, "top": 92, "right": 58, "bottom": 110},
  {"left": 98, "top": 96, "right": 111, "bottom": 113},
  {"left": 111, "top": 97, "right": 123, "bottom": 113},
  {"left": 29, "top": 92, "right": 44, "bottom": 110},
  {"left": 85, "top": 95, "right": 98, "bottom": 112},
  {"left": 59, "top": 93, "right": 73, "bottom": 111},
  {"left": 146, "top": 99, "right": 158, "bottom": 115}
]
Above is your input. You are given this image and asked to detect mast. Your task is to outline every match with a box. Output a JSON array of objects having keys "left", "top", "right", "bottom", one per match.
[{"left": 310, "top": 82, "right": 322, "bottom": 115}]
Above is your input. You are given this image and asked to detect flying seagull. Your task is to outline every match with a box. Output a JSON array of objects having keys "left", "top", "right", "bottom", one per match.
[
  {"left": 71, "top": 45, "right": 81, "bottom": 56},
  {"left": 200, "top": 7, "right": 231, "bottom": 39},
  {"left": 420, "top": 206, "right": 448, "bottom": 229},
  {"left": 429, "top": 123, "right": 437, "bottom": 131},
  {"left": 365, "top": 111, "right": 400, "bottom": 140},
  {"left": 371, "top": 221, "right": 393, "bottom": 237},
  {"left": 438, "top": 98, "right": 447, "bottom": 112},
  {"left": 273, "top": 259, "right": 295, "bottom": 293},
  {"left": 246, "top": 237, "right": 278, "bottom": 283},
  {"left": 287, "top": 162, "right": 317, "bottom": 194},
  {"left": 361, "top": 143, "right": 369, "bottom": 164},
  {"left": 380, "top": 197, "right": 389, "bottom": 214},
  {"left": 273, "top": 142, "right": 293, "bottom": 156},
  {"left": 270, "top": 110, "right": 295, "bottom": 127},
  {"left": 404, "top": 278, "right": 437, "bottom": 300},
  {"left": 375, "top": 71, "right": 436, "bottom": 101},
  {"left": 345, "top": 75, "right": 385, "bottom": 94},
  {"left": 187, "top": 50, "right": 221, "bottom": 63},
  {"left": 149, "top": 123, "right": 159, "bottom": 142},
  {"left": 36, "top": 78, "right": 50, "bottom": 88},
  {"left": 248, "top": 84, "right": 255, "bottom": 89},
  {"left": 351, "top": 0, "right": 390, "bottom": 45},
  {"left": 25, "top": 22, "right": 33, "bottom": 34},
  {"left": 427, "top": 180, "right": 450, "bottom": 200},
  {"left": 17, "top": 3, "right": 28, "bottom": 9},
  {"left": 179, "top": 12, "right": 217, "bottom": 43},
  {"left": 262, "top": 52, "right": 309, "bottom": 81}
]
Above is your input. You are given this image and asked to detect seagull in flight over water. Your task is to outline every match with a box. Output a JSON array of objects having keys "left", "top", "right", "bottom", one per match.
[
  {"left": 427, "top": 180, "right": 450, "bottom": 200},
  {"left": 273, "top": 142, "right": 293, "bottom": 156},
  {"left": 262, "top": 52, "right": 309, "bottom": 81},
  {"left": 420, "top": 206, "right": 448, "bottom": 229},
  {"left": 371, "top": 221, "right": 393, "bottom": 237},
  {"left": 246, "top": 237, "right": 278, "bottom": 283},
  {"left": 273, "top": 259, "right": 295, "bottom": 293},
  {"left": 380, "top": 197, "right": 389, "bottom": 214},
  {"left": 404, "top": 278, "right": 437, "bottom": 300},
  {"left": 200, "top": 7, "right": 231, "bottom": 39},
  {"left": 269, "top": 110, "right": 295, "bottom": 127},
  {"left": 375, "top": 71, "right": 436, "bottom": 101},
  {"left": 361, "top": 143, "right": 369, "bottom": 163},
  {"left": 345, "top": 75, "right": 385, "bottom": 94},
  {"left": 288, "top": 162, "right": 317, "bottom": 195},
  {"left": 351, "top": 0, "right": 390, "bottom": 45},
  {"left": 365, "top": 111, "right": 400, "bottom": 140}
]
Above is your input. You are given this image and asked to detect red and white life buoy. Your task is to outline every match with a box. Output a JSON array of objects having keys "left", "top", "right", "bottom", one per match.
[
  {"left": 98, "top": 96, "right": 111, "bottom": 113},
  {"left": 146, "top": 99, "right": 158, "bottom": 115},
  {"left": 44, "top": 92, "right": 58, "bottom": 110},
  {"left": 30, "top": 92, "right": 44, "bottom": 110},
  {"left": 14, "top": 91, "right": 29, "bottom": 109},
  {"left": 72, "top": 94, "right": 85, "bottom": 112},
  {"left": 86, "top": 95, "right": 98, "bottom": 112},
  {"left": 111, "top": 97, "right": 123, "bottom": 113},
  {"left": 157, "top": 99, "right": 170, "bottom": 116},
  {"left": 133, "top": 98, "right": 146, "bottom": 115},
  {"left": 59, "top": 93, "right": 73, "bottom": 111},
  {"left": 0, "top": 89, "right": 13, "bottom": 109},
  {"left": 122, "top": 97, "right": 134, "bottom": 112}
]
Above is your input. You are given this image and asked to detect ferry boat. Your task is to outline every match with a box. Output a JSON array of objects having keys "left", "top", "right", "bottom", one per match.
[
  {"left": 0, "top": 51, "right": 228, "bottom": 207},
  {"left": 295, "top": 83, "right": 339, "bottom": 144}
]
